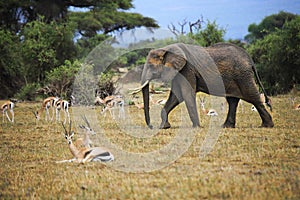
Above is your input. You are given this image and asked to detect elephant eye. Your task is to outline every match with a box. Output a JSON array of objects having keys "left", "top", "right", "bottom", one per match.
[{"left": 153, "top": 55, "right": 160, "bottom": 59}]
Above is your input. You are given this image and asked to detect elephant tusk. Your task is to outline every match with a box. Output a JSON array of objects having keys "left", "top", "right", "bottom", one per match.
[{"left": 129, "top": 80, "right": 149, "bottom": 95}]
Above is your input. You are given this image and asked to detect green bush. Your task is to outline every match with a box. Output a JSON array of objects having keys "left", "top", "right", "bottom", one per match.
[{"left": 15, "top": 83, "right": 40, "bottom": 101}]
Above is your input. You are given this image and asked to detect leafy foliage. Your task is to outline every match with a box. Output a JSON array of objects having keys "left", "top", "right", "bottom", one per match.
[
  {"left": 95, "top": 72, "right": 116, "bottom": 99},
  {"left": 44, "top": 60, "right": 81, "bottom": 98},
  {"left": 20, "top": 17, "right": 77, "bottom": 84},
  {"left": 0, "top": 0, "right": 158, "bottom": 99},
  {"left": 0, "top": 30, "right": 22, "bottom": 98},
  {"left": 247, "top": 15, "right": 300, "bottom": 94},
  {"left": 190, "top": 20, "right": 226, "bottom": 46},
  {"left": 15, "top": 83, "right": 40, "bottom": 101},
  {"left": 245, "top": 11, "right": 297, "bottom": 43}
]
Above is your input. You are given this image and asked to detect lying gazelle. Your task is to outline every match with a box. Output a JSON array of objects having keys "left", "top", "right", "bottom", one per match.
[
  {"left": 131, "top": 95, "right": 145, "bottom": 110},
  {"left": 34, "top": 96, "right": 60, "bottom": 121},
  {"left": 133, "top": 101, "right": 144, "bottom": 109},
  {"left": 150, "top": 95, "right": 167, "bottom": 106},
  {"left": 76, "top": 115, "right": 96, "bottom": 148},
  {"left": 1, "top": 100, "right": 15, "bottom": 123},
  {"left": 199, "top": 97, "right": 218, "bottom": 116},
  {"left": 95, "top": 95, "right": 125, "bottom": 119},
  {"left": 57, "top": 121, "right": 114, "bottom": 163}
]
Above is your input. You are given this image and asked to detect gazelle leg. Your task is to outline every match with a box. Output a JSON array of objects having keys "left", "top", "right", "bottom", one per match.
[
  {"left": 5, "top": 111, "right": 11, "bottom": 122},
  {"left": 67, "top": 110, "right": 70, "bottom": 124},
  {"left": 63, "top": 110, "right": 70, "bottom": 125},
  {"left": 56, "top": 108, "right": 60, "bottom": 122},
  {"left": 81, "top": 155, "right": 93, "bottom": 164},
  {"left": 10, "top": 109, "right": 14, "bottom": 123},
  {"left": 109, "top": 109, "right": 115, "bottom": 119},
  {"left": 51, "top": 107, "right": 55, "bottom": 121},
  {"left": 119, "top": 104, "right": 125, "bottom": 119},
  {"left": 45, "top": 108, "right": 49, "bottom": 121}
]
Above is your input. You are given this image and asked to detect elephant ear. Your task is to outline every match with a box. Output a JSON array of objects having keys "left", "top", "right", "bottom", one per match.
[{"left": 161, "top": 43, "right": 187, "bottom": 71}]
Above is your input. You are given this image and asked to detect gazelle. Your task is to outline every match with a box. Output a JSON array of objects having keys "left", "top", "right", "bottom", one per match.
[
  {"left": 1, "top": 100, "right": 14, "bottom": 123},
  {"left": 290, "top": 97, "right": 300, "bottom": 110},
  {"left": 34, "top": 96, "right": 60, "bottom": 121},
  {"left": 55, "top": 99, "right": 70, "bottom": 124},
  {"left": 96, "top": 95, "right": 125, "bottom": 119},
  {"left": 131, "top": 95, "right": 145, "bottom": 109},
  {"left": 199, "top": 97, "right": 218, "bottom": 116},
  {"left": 251, "top": 105, "right": 258, "bottom": 112},
  {"left": 133, "top": 101, "right": 144, "bottom": 109},
  {"left": 58, "top": 122, "right": 114, "bottom": 163},
  {"left": 150, "top": 95, "right": 167, "bottom": 106},
  {"left": 76, "top": 115, "right": 96, "bottom": 148}
]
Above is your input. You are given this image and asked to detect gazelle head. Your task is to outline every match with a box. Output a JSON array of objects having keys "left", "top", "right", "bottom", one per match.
[
  {"left": 62, "top": 121, "right": 75, "bottom": 145},
  {"left": 79, "top": 115, "right": 96, "bottom": 135},
  {"left": 32, "top": 111, "right": 40, "bottom": 120}
]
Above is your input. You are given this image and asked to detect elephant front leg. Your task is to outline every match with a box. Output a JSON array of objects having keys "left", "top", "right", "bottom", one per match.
[
  {"left": 160, "top": 91, "right": 181, "bottom": 129},
  {"left": 223, "top": 97, "right": 240, "bottom": 128},
  {"left": 183, "top": 93, "right": 200, "bottom": 128}
]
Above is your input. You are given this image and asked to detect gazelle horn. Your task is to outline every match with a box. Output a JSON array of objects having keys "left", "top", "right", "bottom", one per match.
[
  {"left": 81, "top": 114, "right": 90, "bottom": 127},
  {"left": 61, "top": 122, "right": 68, "bottom": 135},
  {"left": 129, "top": 80, "right": 149, "bottom": 95}
]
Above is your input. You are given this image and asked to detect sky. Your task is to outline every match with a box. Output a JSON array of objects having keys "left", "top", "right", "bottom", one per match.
[{"left": 130, "top": 0, "right": 300, "bottom": 39}]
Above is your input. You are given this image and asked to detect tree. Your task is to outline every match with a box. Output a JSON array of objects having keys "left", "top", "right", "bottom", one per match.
[
  {"left": 190, "top": 20, "right": 225, "bottom": 47},
  {"left": 0, "top": 0, "right": 159, "bottom": 98},
  {"left": 167, "top": 18, "right": 226, "bottom": 47},
  {"left": 43, "top": 60, "right": 81, "bottom": 98},
  {"left": 245, "top": 11, "right": 297, "bottom": 43},
  {"left": 247, "top": 16, "right": 300, "bottom": 94},
  {"left": 20, "top": 17, "right": 76, "bottom": 84},
  {"left": 0, "top": 30, "right": 22, "bottom": 98}
]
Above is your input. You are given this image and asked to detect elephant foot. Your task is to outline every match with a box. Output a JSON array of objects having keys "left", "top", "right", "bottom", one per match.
[
  {"left": 147, "top": 124, "right": 153, "bottom": 129},
  {"left": 260, "top": 121, "right": 274, "bottom": 128},
  {"left": 192, "top": 123, "right": 200, "bottom": 128},
  {"left": 159, "top": 121, "right": 171, "bottom": 129},
  {"left": 222, "top": 123, "right": 235, "bottom": 128}
]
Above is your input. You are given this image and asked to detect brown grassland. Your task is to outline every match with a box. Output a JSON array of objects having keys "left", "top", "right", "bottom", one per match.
[{"left": 0, "top": 93, "right": 299, "bottom": 199}]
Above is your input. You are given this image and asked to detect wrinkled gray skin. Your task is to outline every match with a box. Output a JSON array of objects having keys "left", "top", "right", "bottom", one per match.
[{"left": 141, "top": 43, "right": 274, "bottom": 129}]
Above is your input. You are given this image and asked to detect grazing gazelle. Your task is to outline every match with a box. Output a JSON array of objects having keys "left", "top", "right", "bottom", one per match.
[
  {"left": 95, "top": 95, "right": 125, "bottom": 119},
  {"left": 55, "top": 99, "right": 70, "bottom": 124},
  {"left": 57, "top": 122, "right": 114, "bottom": 164},
  {"left": 199, "top": 97, "right": 218, "bottom": 116},
  {"left": 1, "top": 100, "right": 15, "bottom": 123},
  {"left": 290, "top": 97, "right": 300, "bottom": 110},
  {"left": 76, "top": 115, "right": 96, "bottom": 148},
  {"left": 34, "top": 96, "right": 60, "bottom": 121}
]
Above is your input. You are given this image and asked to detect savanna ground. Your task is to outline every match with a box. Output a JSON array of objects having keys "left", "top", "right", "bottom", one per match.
[{"left": 0, "top": 93, "right": 299, "bottom": 199}]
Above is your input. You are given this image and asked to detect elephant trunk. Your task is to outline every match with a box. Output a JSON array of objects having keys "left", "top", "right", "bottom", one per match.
[{"left": 142, "top": 83, "right": 153, "bottom": 129}]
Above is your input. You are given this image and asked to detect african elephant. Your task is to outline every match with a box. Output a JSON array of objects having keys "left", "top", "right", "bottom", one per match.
[{"left": 132, "top": 43, "right": 274, "bottom": 129}]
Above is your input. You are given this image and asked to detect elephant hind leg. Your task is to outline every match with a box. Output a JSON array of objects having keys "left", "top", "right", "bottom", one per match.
[
  {"left": 252, "top": 102, "right": 274, "bottom": 127},
  {"left": 238, "top": 81, "right": 274, "bottom": 128},
  {"left": 223, "top": 97, "right": 240, "bottom": 128}
]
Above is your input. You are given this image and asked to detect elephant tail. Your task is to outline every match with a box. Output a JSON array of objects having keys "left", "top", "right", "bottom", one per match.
[{"left": 252, "top": 65, "right": 273, "bottom": 112}]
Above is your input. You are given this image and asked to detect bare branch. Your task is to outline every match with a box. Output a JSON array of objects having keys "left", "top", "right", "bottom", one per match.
[
  {"left": 178, "top": 19, "right": 187, "bottom": 35},
  {"left": 168, "top": 23, "right": 179, "bottom": 36},
  {"left": 189, "top": 17, "right": 204, "bottom": 34}
]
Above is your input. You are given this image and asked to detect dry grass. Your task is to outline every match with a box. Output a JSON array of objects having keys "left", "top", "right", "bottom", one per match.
[{"left": 0, "top": 94, "right": 299, "bottom": 199}]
